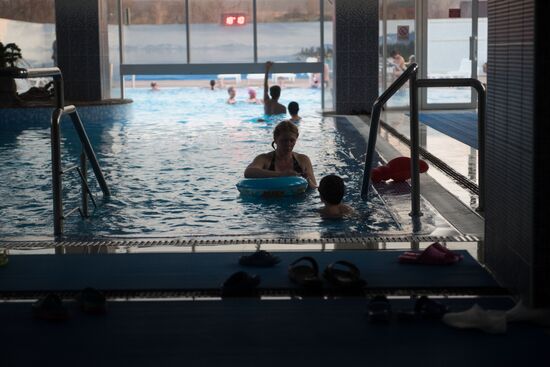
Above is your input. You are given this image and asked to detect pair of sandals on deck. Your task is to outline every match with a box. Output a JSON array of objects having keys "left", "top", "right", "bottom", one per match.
[
  {"left": 32, "top": 287, "right": 107, "bottom": 321},
  {"left": 367, "top": 295, "right": 450, "bottom": 323},
  {"left": 288, "top": 257, "right": 366, "bottom": 291},
  {"left": 221, "top": 251, "right": 282, "bottom": 297},
  {"left": 398, "top": 242, "right": 464, "bottom": 265}
]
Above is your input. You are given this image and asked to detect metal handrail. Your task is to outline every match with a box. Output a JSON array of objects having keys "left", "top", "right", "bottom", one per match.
[
  {"left": 1, "top": 66, "right": 110, "bottom": 235},
  {"left": 361, "top": 63, "right": 486, "bottom": 233},
  {"left": 415, "top": 78, "right": 486, "bottom": 212},
  {"left": 361, "top": 63, "right": 419, "bottom": 200}
]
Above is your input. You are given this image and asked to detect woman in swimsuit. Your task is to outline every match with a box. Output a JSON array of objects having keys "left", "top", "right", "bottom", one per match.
[{"left": 244, "top": 120, "right": 317, "bottom": 188}]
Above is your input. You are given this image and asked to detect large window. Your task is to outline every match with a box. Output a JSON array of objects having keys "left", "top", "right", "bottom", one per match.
[
  {"left": 0, "top": 1, "right": 56, "bottom": 68},
  {"left": 121, "top": 0, "right": 187, "bottom": 64},
  {"left": 256, "top": 0, "right": 320, "bottom": 63},
  {"left": 189, "top": 0, "right": 253, "bottom": 63},
  {"left": 379, "top": 0, "right": 416, "bottom": 108}
]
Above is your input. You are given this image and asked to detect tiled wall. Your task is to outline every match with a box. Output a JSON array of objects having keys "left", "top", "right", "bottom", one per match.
[
  {"left": 334, "top": 0, "right": 378, "bottom": 114},
  {"left": 55, "top": 0, "right": 110, "bottom": 101},
  {"left": 485, "top": 0, "right": 549, "bottom": 306}
]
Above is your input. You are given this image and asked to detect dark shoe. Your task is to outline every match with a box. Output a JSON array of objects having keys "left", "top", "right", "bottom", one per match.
[
  {"left": 323, "top": 260, "right": 366, "bottom": 289},
  {"left": 221, "top": 271, "right": 260, "bottom": 297},
  {"left": 367, "top": 295, "right": 392, "bottom": 323},
  {"left": 32, "top": 293, "right": 69, "bottom": 321},
  {"left": 415, "top": 296, "right": 450, "bottom": 319},
  {"left": 76, "top": 287, "right": 107, "bottom": 314},
  {"left": 288, "top": 257, "right": 322, "bottom": 288},
  {"left": 239, "top": 250, "right": 281, "bottom": 267}
]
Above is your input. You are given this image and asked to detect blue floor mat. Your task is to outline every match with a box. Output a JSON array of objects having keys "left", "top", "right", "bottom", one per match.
[
  {"left": 0, "top": 251, "right": 500, "bottom": 293},
  {"left": 418, "top": 111, "right": 478, "bottom": 149},
  {"left": 1, "top": 297, "right": 549, "bottom": 366}
]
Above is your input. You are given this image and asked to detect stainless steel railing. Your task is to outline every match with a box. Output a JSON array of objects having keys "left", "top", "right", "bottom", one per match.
[
  {"left": 0, "top": 67, "right": 110, "bottom": 236},
  {"left": 361, "top": 63, "right": 486, "bottom": 232}
]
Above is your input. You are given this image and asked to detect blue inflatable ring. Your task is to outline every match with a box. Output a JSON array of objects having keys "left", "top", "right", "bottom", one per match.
[{"left": 237, "top": 176, "right": 309, "bottom": 197}]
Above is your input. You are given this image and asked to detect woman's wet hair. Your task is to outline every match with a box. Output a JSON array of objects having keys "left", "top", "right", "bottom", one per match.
[
  {"left": 318, "top": 174, "right": 345, "bottom": 205},
  {"left": 271, "top": 120, "right": 299, "bottom": 149}
]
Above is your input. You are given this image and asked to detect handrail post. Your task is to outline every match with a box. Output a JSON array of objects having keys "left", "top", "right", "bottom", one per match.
[
  {"left": 361, "top": 104, "right": 382, "bottom": 200},
  {"left": 475, "top": 83, "right": 486, "bottom": 213},
  {"left": 409, "top": 68, "right": 423, "bottom": 230},
  {"left": 51, "top": 109, "right": 63, "bottom": 236},
  {"left": 80, "top": 150, "right": 89, "bottom": 217},
  {"left": 69, "top": 111, "right": 111, "bottom": 196},
  {"left": 361, "top": 63, "right": 419, "bottom": 200}
]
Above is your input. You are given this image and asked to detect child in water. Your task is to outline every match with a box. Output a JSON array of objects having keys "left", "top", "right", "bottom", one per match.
[
  {"left": 288, "top": 101, "right": 301, "bottom": 122},
  {"left": 227, "top": 86, "right": 237, "bottom": 104},
  {"left": 318, "top": 174, "right": 355, "bottom": 218}
]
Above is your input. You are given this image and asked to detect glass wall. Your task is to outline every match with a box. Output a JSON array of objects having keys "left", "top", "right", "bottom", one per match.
[
  {"left": 323, "top": 0, "right": 334, "bottom": 110},
  {"left": 189, "top": 0, "right": 253, "bottom": 63},
  {"left": 0, "top": 1, "right": 56, "bottom": 93},
  {"left": 121, "top": 0, "right": 187, "bottom": 64},
  {"left": 379, "top": 0, "right": 415, "bottom": 108},
  {"left": 426, "top": 0, "right": 472, "bottom": 104},
  {"left": 256, "top": 0, "right": 320, "bottom": 62}
]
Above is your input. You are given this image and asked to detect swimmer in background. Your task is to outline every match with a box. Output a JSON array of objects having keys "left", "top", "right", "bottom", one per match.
[
  {"left": 209, "top": 79, "right": 216, "bottom": 90},
  {"left": 318, "top": 174, "right": 355, "bottom": 219},
  {"left": 150, "top": 81, "right": 160, "bottom": 91},
  {"left": 227, "top": 86, "right": 237, "bottom": 104},
  {"left": 246, "top": 88, "right": 262, "bottom": 104},
  {"left": 288, "top": 101, "right": 301, "bottom": 122}
]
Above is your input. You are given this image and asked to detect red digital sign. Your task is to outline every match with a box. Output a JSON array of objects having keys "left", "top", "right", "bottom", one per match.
[{"left": 222, "top": 13, "right": 247, "bottom": 26}]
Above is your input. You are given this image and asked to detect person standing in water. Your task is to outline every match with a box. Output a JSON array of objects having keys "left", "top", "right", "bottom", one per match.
[{"left": 263, "top": 61, "right": 287, "bottom": 115}]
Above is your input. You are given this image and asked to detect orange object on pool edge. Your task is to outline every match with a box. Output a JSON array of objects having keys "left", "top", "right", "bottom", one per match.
[{"left": 371, "top": 156, "right": 429, "bottom": 183}]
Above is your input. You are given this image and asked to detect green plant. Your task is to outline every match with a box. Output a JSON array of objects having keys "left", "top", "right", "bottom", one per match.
[
  {"left": 0, "top": 42, "right": 23, "bottom": 106},
  {"left": 0, "top": 42, "right": 23, "bottom": 68}
]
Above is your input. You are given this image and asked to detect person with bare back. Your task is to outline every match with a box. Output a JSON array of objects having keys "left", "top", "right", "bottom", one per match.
[{"left": 263, "top": 61, "right": 287, "bottom": 115}]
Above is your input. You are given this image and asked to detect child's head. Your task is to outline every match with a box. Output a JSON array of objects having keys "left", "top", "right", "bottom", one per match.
[
  {"left": 248, "top": 88, "right": 257, "bottom": 98},
  {"left": 269, "top": 85, "right": 281, "bottom": 99},
  {"left": 318, "top": 174, "right": 345, "bottom": 205},
  {"left": 227, "top": 86, "right": 236, "bottom": 97},
  {"left": 288, "top": 101, "right": 299, "bottom": 116}
]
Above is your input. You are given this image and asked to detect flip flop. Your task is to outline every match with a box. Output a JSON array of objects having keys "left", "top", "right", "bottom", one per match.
[
  {"left": 76, "top": 287, "right": 107, "bottom": 314},
  {"left": 398, "top": 243, "right": 461, "bottom": 265},
  {"left": 323, "top": 260, "right": 366, "bottom": 289},
  {"left": 288, "top": 256, "right": 322, "bottom": 288},
  {"left": 431, "top": 242, "right": 464, "bottom": 261},
  {"left": 415, "top": 296, "right": 450, "bottom": 319},
  {"left": 221, "top": 271, "right": 261, "bottom": 297},
  {"left": 367, "top": 295, "right": 392, "bottom": 323},
  {"left": 239, "top": 250, "right": 281, "bottom": 267},
  {"left": 32, "top": 293, "right": 69, "bottom": 321}
]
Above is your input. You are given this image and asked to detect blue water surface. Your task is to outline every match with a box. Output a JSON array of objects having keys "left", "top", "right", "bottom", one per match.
[{"left": 0, "top": 87, "right": 400, "bottom": 239}]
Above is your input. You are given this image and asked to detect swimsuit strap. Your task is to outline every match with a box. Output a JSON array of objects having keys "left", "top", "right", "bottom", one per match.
[{"left": 268, "top": 152, "right": 303, "bottom": 174}]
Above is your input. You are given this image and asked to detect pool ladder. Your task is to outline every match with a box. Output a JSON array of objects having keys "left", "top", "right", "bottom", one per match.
[
  {"left": 362, "top": 63, "right": 486, "bottom": 232},
  {"left": 1, "top": 67, "right": 110, "bottom": 236}
]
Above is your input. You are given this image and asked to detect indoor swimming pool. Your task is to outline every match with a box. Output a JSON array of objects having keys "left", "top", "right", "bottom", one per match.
[{"left": 0, "top": 87, "right": 445, "bottom": 240}]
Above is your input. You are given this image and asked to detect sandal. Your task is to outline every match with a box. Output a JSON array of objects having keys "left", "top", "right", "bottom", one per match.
[
  {"left": 323, "top": 260, "right": 366, "bottom": 289},
  {"left": 32, "top": 293, "right": 69, "bottom": 321},
  {"left": 221, "top": 271, "right": 261, "bottom": 297},
  {"left": 415, "top": 296, "right": 450, "bottom": 319},
  {"left": 76, "top": 287, "right": 107, "bottom": 314},
  {"left": 288, "top": 256, "right": 322, "bottom": 288},
  {"left": 398, "top": 243, "right": 462, "bottom": 265},
  {"left": 367, "top": 295, "right": 392, "bottom": 323},
  {"left": 239, "top": 250, "right": 281, "bottom": 267}
]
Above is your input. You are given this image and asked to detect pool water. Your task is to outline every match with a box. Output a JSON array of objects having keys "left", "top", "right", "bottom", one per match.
[{"left": 0, "top": 87, "right": 400, "bottom": 239}]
